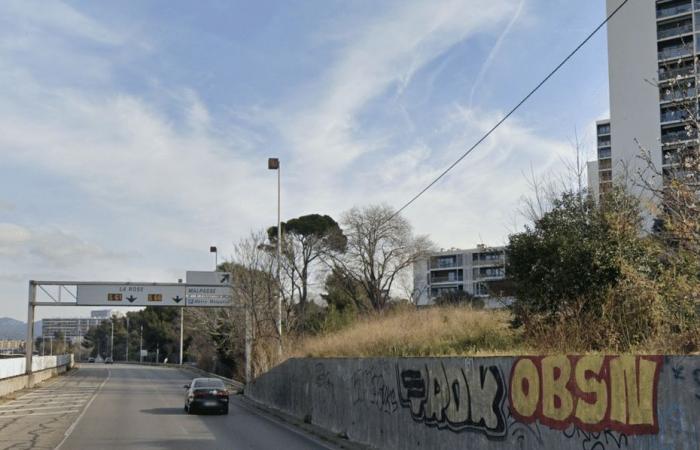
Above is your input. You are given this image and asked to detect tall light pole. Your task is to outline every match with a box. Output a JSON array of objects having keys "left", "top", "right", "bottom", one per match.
[
  {"left": 110, "top": 318, "right": 114, "bottom": 360},
  {"left": 139, "top": 325, "right": 143, "bottom": 363},
  {"left": 125, "top": 316, "right": 129, "bottom": 362},
  {"left": 210, "top": 246, "right": 218, "bottom": 270},
  {"left": 268, "top": 157, "right": 282, "bottom": 356}
]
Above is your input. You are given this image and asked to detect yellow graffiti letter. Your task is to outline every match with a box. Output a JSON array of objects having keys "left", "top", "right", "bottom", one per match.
[
  {"left": 541, "top": 355, "right": 573, "bottom": 421},
  {"left": 609, "top": 356, "right": 657, "bottom": 426},
  {"left": 511, "top": 358, "right": 540, "bottom": 418},
  {"left": 574, "top": 355, "right": 607, "bottom": 424}
]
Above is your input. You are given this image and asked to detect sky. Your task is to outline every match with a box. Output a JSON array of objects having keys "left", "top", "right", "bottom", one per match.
[{"left": 0, "top": 0, "right": 611, "bottom": 321}]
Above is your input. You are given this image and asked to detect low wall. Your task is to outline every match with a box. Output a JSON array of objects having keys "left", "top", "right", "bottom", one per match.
[
  {"left": 0, "top": 355, "right": 73, "bottom": 379},
  {"left": 245, "top": 356, "right": 700, "bottom": 450},
  {"left": 0, "top": 355, "right": 74, "bottom": 398}
]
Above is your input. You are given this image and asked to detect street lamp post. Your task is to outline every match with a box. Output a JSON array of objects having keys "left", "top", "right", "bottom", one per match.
[
  {"left": 210, "top": 246, "right": 218, "bottom": 270},
  {"left": 125, "top": 316, "right": 129, "bottom": 362},
  {"left": 267, "top": 157, "right": 282, "bottom": 356},
  {"left": 139, "top": 325, "right": 143, "bottom": 363},
  {"left": 110, "top": 318, "right": 114, "bottom": 360}
]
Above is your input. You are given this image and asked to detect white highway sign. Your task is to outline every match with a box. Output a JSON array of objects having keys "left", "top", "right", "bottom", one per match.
[
  {"left": 185, "top": 286, "right": 234, "bottom": 307},
  {"left": 76, "top": 284, "right": 186, "bottom": 307},
  {"left": 186, "top": 271, "right": 231, "bottom": 286}
]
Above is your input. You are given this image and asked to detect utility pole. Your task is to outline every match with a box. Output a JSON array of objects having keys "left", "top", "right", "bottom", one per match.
[
  {"left": 139, "top": 325, "right": 143, "bottom": 363},
  {"left": 156, "top": 344, "right": 159, "bottom": 364}
]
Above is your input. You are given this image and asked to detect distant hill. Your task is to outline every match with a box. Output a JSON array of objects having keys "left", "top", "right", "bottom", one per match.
[{"left": 0, "top": 318, "right": 42, "bottom": 340}]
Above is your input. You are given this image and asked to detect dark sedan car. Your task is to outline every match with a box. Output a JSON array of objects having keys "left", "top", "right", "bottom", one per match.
[{"left": 184, "top": 378, "right": 229, "bottom": 414}]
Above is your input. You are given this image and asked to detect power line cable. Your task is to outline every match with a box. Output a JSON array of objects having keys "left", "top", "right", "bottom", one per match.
[{"left": 390, "top": 0, "right": 630, "bottom": 220}]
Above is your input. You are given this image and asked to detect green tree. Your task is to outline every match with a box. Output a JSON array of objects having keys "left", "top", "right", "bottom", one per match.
[
  {"left": 507, "top": 189, "right": 662, "bottom": 348},
  {"left": 268, "top": 214, "right": 346, "bottom": 324}
]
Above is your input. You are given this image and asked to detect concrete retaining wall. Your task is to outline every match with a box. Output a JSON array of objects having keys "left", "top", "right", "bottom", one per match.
[
  {"left": 245, "top": 356, "right": 700, "bottom": 450},
  {"left": 0, "top": 355, "right": 74, "bottom": 398}
]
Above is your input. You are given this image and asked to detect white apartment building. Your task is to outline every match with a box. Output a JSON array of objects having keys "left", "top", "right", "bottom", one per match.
[
  {"left": 412, "top": 245, "right": 507, "bottom": 307},
  {"left": 590, "top": 0, "right": 697, "bottom": 219},
  {"left": 42, "top": 316, "right": 109, "bottom": 343}
]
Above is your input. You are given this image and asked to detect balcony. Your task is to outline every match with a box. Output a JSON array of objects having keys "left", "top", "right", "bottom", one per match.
[
  {"left": 658, "top": 65, "right": 694, "bottom": 81},
  {"left": 658, "top": 45, "right": 693, "bottom": 60},
  {"left": 657, "top": 3, "right": 692, "bottom": 19},
  {"left": 597, "top": 138, "right": 611, "bottom": 147},
  {"left": 598, "top": 147, "right": 611, "bottom": 159},
  {"left": 660, "top": 109, "right": 690, "bottom": 123},
  {"left": 660, "top": 87, "right": 696, "bottom": 102},
  {"left": 429, "top": 255, "right": 463, "bottom": 269},
  {"left": 661, "top": 129, "right": 697, "bottom": 143},
  {"left": 597, "top": 126, "right": 610, "bottom": 136},
  {"left": 658, "top": 22, "right": 693, "bottom": 40},
  {"left": 431, "top": 274, "right": 464, "bottom": 283}
]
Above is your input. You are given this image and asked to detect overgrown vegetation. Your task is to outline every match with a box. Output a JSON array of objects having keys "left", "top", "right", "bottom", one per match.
[
  {"left": 508, "top": 187, "right": 700, "bottom": 353},
  {"left": 291, "top": 305, "right": 521, "bottom": 358}
]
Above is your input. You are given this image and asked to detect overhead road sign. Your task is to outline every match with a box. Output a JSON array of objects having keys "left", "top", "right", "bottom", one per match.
[
  {"left": 76, "top": 284, "right": 186, "bottom": 307},
  {"left": 186, "top": 271, "right": 231, "bottom": 286},
  {"left": 185, "top": 285, "right": 234, "bottom": 307}
]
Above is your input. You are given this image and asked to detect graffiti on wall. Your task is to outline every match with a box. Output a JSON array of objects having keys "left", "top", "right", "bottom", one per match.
[
  {"left": 352, "top": 366, "right": 398, "bottom": 414},
  {"left": 509, "top": 355, "right": 663, "bottom": 435},
  {"left": 396, "top": 361, "right": 507, "bottom": 438}
]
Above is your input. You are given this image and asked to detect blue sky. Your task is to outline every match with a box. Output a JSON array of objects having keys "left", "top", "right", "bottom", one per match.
[{"left": 0, "top": 0, "right": 610, "bottom": 321}]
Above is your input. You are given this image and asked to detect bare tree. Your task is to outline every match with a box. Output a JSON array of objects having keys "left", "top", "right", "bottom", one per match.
[
  {"left": 518, "top": 129, "right": 590, "bottom": 224},
  {"left": 636, "top": 60, "right": 700, "bottom": 253},
  {"left": 333, "top": 204, "right": 433, "bottom": 311},
  {"left": 190, "top": 231, "right": 282, "bottom": 378}
]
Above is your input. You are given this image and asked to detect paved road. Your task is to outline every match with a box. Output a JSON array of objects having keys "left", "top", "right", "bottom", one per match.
[{"left": 0, "top": 364, "right": 336, "bottom": 450}]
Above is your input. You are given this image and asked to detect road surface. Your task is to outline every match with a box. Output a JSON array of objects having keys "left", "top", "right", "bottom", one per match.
[{"left": 0, "top": 364, "right": 337, "bottom": 450}]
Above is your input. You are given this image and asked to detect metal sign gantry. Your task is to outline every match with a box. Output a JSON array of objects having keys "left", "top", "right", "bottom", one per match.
[{"left": 24, "top": 274, "right": 252, "bottom": 381}]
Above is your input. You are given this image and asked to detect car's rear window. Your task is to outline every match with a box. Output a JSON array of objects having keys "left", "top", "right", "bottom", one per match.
[{"left": 193, "top": 379, "right": 225, "bottom": 388}]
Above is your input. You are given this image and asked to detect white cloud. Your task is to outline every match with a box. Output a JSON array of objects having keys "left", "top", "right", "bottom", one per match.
[
  {"left": 1, "top": 0, "right": 123, "bottom": 46},
  {"left": 0, "top": 223, "right": 32, "bottom": 256},
  {"left": 276, "top": 0, "right": 524, "bottom": 174},
  {"left": 0, "top": 222, "right": 129, "bottom": 266},
  {"left": 469, "top": 0, "right": 526, "bottom": 107}
]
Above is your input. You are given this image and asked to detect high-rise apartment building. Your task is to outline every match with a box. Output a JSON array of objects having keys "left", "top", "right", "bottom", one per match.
[
  {"left": 412, "top": 245, "right": 508, "bottom": 307},
  {"left": 589, "top": 119, "right": 613, "bottom": 199},
  {"left": 590, "top": 0, "right": 698, "bottom": 215}
]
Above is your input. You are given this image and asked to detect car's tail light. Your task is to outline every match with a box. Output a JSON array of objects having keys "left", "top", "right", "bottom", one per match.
[
  {"left": 194, "top": 391, "right": 208, "bottom": 398},
  {"left": 218, "top": 390, "right": 229, "bottom": 397}
]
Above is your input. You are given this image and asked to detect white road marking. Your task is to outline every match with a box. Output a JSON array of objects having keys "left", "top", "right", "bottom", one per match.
[
  {"left": 0, "top": 410, "right": 81, "bottom": 419},
  {"left": 0, "top": 404, "right": 88, "bottom": 413},
  {"left": 54, "top": 369, "right": 111, "bottom": 450},
  {"left": 19, "top": 394, "right": 94, "bottom": 400},
  {"left": 0, "top": 401, "right": 87, "bottom": 411},
  {"left": 4, "top": 399, "right": 91, "bottom": 407}
]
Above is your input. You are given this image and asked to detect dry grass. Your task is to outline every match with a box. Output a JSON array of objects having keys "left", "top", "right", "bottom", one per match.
[{"left": 289, "top": 306, "right": 525, "bottom": 358}]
